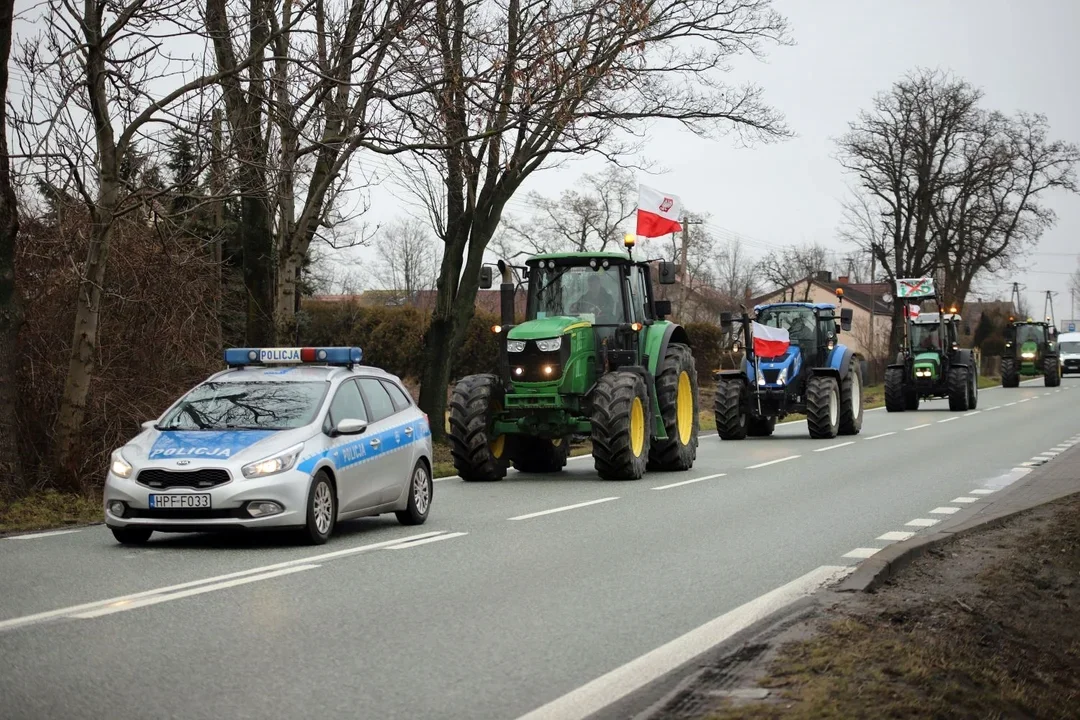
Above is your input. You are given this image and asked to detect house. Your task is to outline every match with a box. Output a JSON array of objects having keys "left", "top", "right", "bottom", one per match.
[{"left": 748, "top": 271, "right": 892, "bottom": 360}]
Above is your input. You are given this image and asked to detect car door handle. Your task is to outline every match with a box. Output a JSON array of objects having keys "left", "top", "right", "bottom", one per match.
[
  {"left": 369, "top": 438, "right": 381, "bottom": 448},
  {"left": 404, "top": 427, "right": 414, "bottom": 436}
]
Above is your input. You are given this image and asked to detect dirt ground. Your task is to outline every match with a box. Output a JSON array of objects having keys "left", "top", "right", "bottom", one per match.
[{"left": 684, "top": 493, "right": 1080, "bottom": 720}]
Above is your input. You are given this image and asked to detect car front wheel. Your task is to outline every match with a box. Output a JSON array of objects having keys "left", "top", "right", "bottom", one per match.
[
  {"left": 396, "top": 461, "right": 433, "bottom": 526},
  {"left": 301, "top": 471, "right": 337, "bottom": 545},
  {"left": 111, "top": 526, "right": 153, "bottom": 545}
]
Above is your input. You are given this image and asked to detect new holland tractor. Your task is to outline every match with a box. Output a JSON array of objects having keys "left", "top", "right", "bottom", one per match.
[
  {"left": 883, "top": 277, "right": 980, "bottom": 412},
  {"left": 712, "top": 291, "right": 864, "bottom": 440},
  {"left": 1001, "top": 318, "right": 1060, "bottom": 387},
  {"left": 447, "top": 236, "right": 700, "bottom": 482}
]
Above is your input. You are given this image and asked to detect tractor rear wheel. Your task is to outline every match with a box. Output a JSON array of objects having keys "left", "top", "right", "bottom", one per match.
[
  {"left": 838, "top": 359, "right": 864, "bottom": 435},
  {"left": 884, "top": 367, "right": 906, "bottom": 412},
  {"left": 948, "top": 366, "right": 971, "bottom": 411},
  {"left": 648, "top": 343, "right": 699, "bottom": 471},
  {"left": 512, "top": 436, "right": 570, "bottom": 473},
  {"left": 747, "top": 416, "right": 775, "bottom": 436},
  {"left": 806, "top": 375, "right": 840, "bottom": 439},
  {"left": 591, "top": 371, "right": 650, "bottom": 480},
  {"left": 713, "top": 379, "right": 748, "bottom": 440},
  {"left": 1043, "top": 356, "right": 1061, "bottom": 387},
  {"left": 1001, "top": 357, "right": 1019, "bottom": 387},
  {"left": 967, "top": 365, "right": 979, "bottom": 408},
  {"left": 448, "top": 374, "right": 509, "bottom": 482}
]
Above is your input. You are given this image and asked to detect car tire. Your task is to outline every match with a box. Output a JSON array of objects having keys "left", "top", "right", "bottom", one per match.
[
  {"left": 110, "top": 526, "right": 153, "bottom": 545},
  {"left": 396, "top": 461, "right": 433, "bottom": 526},
  {"left": 301, "top": 470, "right": 337, "bottom": 545}
]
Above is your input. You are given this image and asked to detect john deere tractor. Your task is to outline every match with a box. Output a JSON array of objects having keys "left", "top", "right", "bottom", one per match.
[
  {"left": 447, "top": 237, "right": 700, "bottom": 482},
  {"left": 884, "top": 278, "right": 979, "bottom": 412},
  {"left": 712, "top": 293, "right": 864, "bottom": 440},
  {"left": 1001, "top": 319, "right": 1060, "bottom": 387}
]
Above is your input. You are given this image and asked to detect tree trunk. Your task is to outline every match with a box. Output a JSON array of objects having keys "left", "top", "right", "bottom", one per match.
[
  {"left": 275, "top": 249, "right": 302, "bottom": 342},
  {"left": 240, "top": 192, "right": 276, "bottom": 346},
  {"left": 888, "top": 298, "right": 905, "bottom": 362},
  {"left": 0, "top": 0, "right": 23, "bottom": 491}
]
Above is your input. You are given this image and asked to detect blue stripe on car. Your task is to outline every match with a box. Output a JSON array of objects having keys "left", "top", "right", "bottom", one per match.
[
  {"left": 149, "top": 430, "right": 276, "bottom": 459},
  {"left": 296, "top": 418, "right": 432, "bottom": 474}
]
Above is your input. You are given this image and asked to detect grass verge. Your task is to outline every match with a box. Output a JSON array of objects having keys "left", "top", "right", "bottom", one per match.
[{"left": 0, "top": 490, "right": 102, "bottom": 534}]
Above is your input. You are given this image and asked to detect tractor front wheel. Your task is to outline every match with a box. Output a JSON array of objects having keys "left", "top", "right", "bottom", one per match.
[
  {"left": 1001, "top": 357, "right": 1019, "bottom": 387},
  {"left": 806, "top": 375, "right": 840, "bottom": 439},
  {"left": 948, "top": 366, "right": 971, "bottom": 411},
  {"left": 512, "top": 436, "right": 570, "bottom": 474},
  {"left": 591, "top": 371, "right": 651, "bottom": 481},
  {"left": 967, "top": 365, "right": 979, "bottom": 408},
  {"left": 838, "top": 359, "right": 864, "bottom": 435},
  {"left": 713, "top": 380, "right": 748, "bottom": 440},
  {"left": 747, "top": 416, "right": 775, "bottom": 436},
  {"left": 648, "top": 343, "right": 699, "bottom": 471},
  {"left": 448, "top": 374, "right": 508, "bottom": 482},
  {"left": 1043, "top": 356, "right": 1061, "bottom": 387}
]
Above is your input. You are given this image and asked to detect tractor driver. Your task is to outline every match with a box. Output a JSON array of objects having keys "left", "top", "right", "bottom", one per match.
[
  {"left": 786, "top": 312, "right": 815, "bottom": 347},
  {"left": 571, "top": 272, "right": 619, "bottom": 323}
]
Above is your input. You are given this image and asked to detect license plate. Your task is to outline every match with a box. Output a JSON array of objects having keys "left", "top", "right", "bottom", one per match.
[{"left": 149, "top": 494, "right": 211, "bottom": 509}]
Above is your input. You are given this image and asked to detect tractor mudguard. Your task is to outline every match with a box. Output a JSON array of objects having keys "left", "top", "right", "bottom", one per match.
[
  {"left": 645, "top": 322, "right": 691, "bottom": 377},
  {"left": 827, "top": 345, "right": 855, "bottom": 378}
]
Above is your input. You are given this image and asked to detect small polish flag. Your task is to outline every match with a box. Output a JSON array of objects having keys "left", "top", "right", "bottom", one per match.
[
  {"left": 751, "top": 321, "right": 790, "bottom": 358},
  {"left": 635, "top": 184, "right": 683, "bottom": 238},
  {"left": 904, "top": 304, "right": 921, "bottom": 319}
]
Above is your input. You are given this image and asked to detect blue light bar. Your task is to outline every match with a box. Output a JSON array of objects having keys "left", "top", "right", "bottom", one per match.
[{"left": 223, "top": 347, "right": 363, "bottom": 367}]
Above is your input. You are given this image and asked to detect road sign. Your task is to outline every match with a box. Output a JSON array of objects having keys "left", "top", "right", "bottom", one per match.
[
  {"left": 895, "top": 277, "right": 936, "bottom": 299},
  {"left": 1070, "top": 323, "right": 1076, "bottom": 332}
]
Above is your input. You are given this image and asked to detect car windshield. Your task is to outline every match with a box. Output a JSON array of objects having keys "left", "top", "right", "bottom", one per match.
[
  {"left": 1015, "top": 324, "right": 1046, "bottom": 344},
  {"left": 755, "top": 307, "right": 816, "bottom": 347},
  {"left": 910, "top": 322, "right": 941, "bottom": 350},
  {"left": 1060, "top": 341, "right": 1080, "bottom": 353},
  {"left": 527, "top": 264, "right": 625, "bottom": 324},
  {"left": 156, "top": 381, "right": 328, "bottom": 431}
]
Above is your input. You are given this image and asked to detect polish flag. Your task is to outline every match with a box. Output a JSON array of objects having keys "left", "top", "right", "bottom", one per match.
[
  {"left": 751, "top": 321, "right": 790, "bottom": 358},
  {"left": 635, "top": 185, "right": 683, "bottom": 238},
  {"left": 904, "top": 304, "right": 921, "bottom": 319}
]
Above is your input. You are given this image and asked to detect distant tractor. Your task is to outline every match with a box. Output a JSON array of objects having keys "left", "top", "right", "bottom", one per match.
[
  {"left": 447, "top": 236, "right": 700, "bottom": 482},
  {"left": 883, "top": 277, "right": 979, "bottom": 412},
  {"left": 712, "top": 292, "right": 864, "bottom": 440},
  {"left": 1001, "top": 319, "right": 1060, "bottom": 388}
]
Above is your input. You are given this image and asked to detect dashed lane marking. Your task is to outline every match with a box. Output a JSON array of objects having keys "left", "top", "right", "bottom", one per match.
[
  {"left": 938, "top": 417, "right": 959, "bottom": 423},
  {"left": 508, "top": 497, "right": 620, "bottom": 521},
  {"left": 813, "top": 441, "right": 855, "bottom": 453},
  {"left": 651, "top": 473, "right": 726, "bottom": 491},
  {"left": 930, "top": 506, "right": 960, "bottom": 515},
  {"left": 906, "top": 518, "right": 941, "bottom": 527},
  {"left": 986, "top": 406, "right": 1001, "bottom": 411},
  {"left": 1005, "top": 402, "right": 1017, "bottom": 406},
  {"left": 384, "top": 532, "right": 468, "bottom": 550},
  {"left": 842, "top": 547, "right": 881, "bottom": 559},
  {"left": 864, "top": 432, "right": 896, "bottom": 440},
  {"left": 905, "top": 423, "right": 931, "bottom": 431},
  {"left": 746, "top": 455, "right": 801, "bottom": 469},
  {"left": 950, "top": 497, "right": 978, "bottom": 503},
  {"left": 877, "top": 531, "right": 915, "bottom": 542},
  {"left": 964, "top": 411, "right": 981, "bottom": 416},
  {"left": 970, "top": 489, "right": 995, "bottom": 495}
]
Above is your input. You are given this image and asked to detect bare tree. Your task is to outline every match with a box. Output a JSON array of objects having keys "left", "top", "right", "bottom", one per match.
[
  {"left": 710, "top": 237, "right": 757, "bottom": 304},
  {"left": 393, "top": 0, "right": 793, "bottom": 434},
  {"left": 501, "top": 165, "right": 637, "bottom": 254},
  {"left": 756, "top": 242, "right": 830, "bottom": 301},
  {"left": 9, "top": 0, "right": 284, "bottom": 478},
  {"left": 373, "top": 217, "right": 440, "bottom": 303},
  {"left": 0, "top": 0, "right": 22, "bottom": 489}
]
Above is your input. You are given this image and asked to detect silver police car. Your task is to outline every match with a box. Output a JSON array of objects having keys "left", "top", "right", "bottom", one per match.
[{"left": 103, "top": 347, "right": 434, "bottom": 545}]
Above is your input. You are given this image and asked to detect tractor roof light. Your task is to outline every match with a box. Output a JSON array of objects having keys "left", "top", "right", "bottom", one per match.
[
  {"left": 623, "top": 233, "right": 636, "bottom": 248},
  {"left": 949, "top": 305, "right": 958, "bottom": 314}
]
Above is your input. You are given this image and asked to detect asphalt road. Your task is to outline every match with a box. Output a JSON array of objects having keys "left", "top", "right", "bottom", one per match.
[{"left": 2, "top": 377, "right": 1079, "bottom": 720}]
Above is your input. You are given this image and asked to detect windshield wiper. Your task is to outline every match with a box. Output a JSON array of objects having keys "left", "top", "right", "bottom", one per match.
[{"left": 223, "top": 424, "right": 279, "bottom": 430}]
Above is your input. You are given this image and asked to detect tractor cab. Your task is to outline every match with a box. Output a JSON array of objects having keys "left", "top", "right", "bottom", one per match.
[{"left": 907, "top": 312, "right": 963, "bottom": 385}]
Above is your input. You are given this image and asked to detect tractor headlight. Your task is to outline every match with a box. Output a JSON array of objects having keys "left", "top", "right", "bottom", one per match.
[
  {"left": 777, "top": 367, "right": 788, "bottom": 385},
  {"left": 756, "top": 367, "right": 766, "bottom": 386},
  {"left": 506, "top": 340, "right": 525, "bottom": 353},
  {"left": 535, "top": 337, "right": 562, "bottom": 352},
  {"left": 1021, "top": 351, "right": 1035, "bottom": 359}
]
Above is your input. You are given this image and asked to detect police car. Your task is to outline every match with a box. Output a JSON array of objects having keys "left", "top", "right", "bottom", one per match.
[{"left": 103, "top": 347, "right": 434, "bottom": 545}]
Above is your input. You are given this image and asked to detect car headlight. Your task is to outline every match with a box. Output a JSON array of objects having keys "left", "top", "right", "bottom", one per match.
[
  {"left": 242, "top": 443, "right": 304, "bottom": 479},
  {"left": 110, "top": 450, "right": 133, "bottom": 479},
  {"left": 535, "top": 337, "right": 562, "bottom": 352},
  {"left": 506, "top": 340, "right": 526, "bottom": 353}
]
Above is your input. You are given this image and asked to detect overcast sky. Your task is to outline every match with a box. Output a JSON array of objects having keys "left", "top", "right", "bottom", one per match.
[{"left": 342, "top": 0, "right": 1080, "bottom": 322}]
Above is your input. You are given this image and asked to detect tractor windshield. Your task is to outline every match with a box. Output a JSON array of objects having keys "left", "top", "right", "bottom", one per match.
[
  {"left": 755, "top": 306, "right": 816, "bottom": 348},
  {"left": 910, "top": 322, "right": 941, "bottom": 351},
  {"left": 1014, "top": 324, "right": 1045, "bottom": 345},
  {"left": 527, "top": 264, "right": 626, "bottom": 325}
]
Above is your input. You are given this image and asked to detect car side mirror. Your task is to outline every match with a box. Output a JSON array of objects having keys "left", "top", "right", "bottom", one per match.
[
  {"left": 840, "top": 308, "right": 853, "bottom": 332},
  {"left": 479, "top": 266, "right": 493, "bottom": 289},
  {"left": 654, "top": 299, "right": 672, "bottom": 318},
  {"left": 658, "top": 260, "right": 677, "bottom": 285},
  {"left": 720, "top": 311, "right": 733, "bottom": 329},
  {"left": 334, "top": 418, "right": 368, "bottom": 436}
]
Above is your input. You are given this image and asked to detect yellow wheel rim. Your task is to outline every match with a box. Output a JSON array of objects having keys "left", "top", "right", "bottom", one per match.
[
  {"left": 630, "top": 396, "right": 645, "bottom": 457},
  {"left": 490, "top": 434, "right": 505, "bottom": 459},
  {"left": 676, "top": 371, "right": 693, "bottom": 445},
  {"left": 552, "top": 437, "right": 563, "bottom": 447}
]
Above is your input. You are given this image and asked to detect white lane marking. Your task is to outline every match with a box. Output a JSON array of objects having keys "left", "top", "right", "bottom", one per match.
[
  {"left": 508, "top": 497, "right": 619, "bottom": 521},
  {"left": 843, "top": 547, "right": 881, "bottom": 559},
  {"left": 651, "top": 473, "right": 726, "bottom": 491},
  {"left": 905, "top": 423, "right": 931, "bottom": 431},
  {"left": 74, "top": 565, "right": 320, "bottom": 619},
  {"left": 1005, "top": 402, "right": 1017, "bottom": 406},
  {"left": 1044, "top": 392, "right": 1052, "bottom": 396},
  {"left": 986, "top": 406, "right": 1001, "bottom": 411},
  {"left": 813, "top": 441, "right": 855, "bottom": 453},
  {"left": 930, "top": 506, "right": 960, "bottom": 514},
  {"left": 384, "top": 532, "right": 468, "bottom": 550},
  {"left": 969, "top": 489, "right": 994, "bottom": 495},
  {"left": 964, "top": 411, "right": 981, "bottom": 416},
  {"left": 0, "top": 530, "right": 446, "bottom": 633},
  {"left": 746, "top": 455, "right": 801, "bottom": 469},
  {"left": 1018, "top": 398, "right": 1031, "bottom": 403},
  {"left": 864, "top": 431, "right": 895, "bottom": 440},
  {"left": 950, "top": 497, "right": 978, "bottom": 504},
  {"left": 433, "top": 475, "right": 459, "bottom": 482},
  {"left": 906, "top": 518, "right": 940, "bottom": 527},
  {"left": 567, "top": 454, "right": 593, "bottom": 462},
  {"left": 436, "top": 452, "right": 593, "bottom": 481},
  {"left": 877, "top": 531, "right": 915, "bottom": 542},
  {"left": 4, "top": 529, "right": 83, "bottom": 541},
  {"left": 511, "top": 565, "right": 853, "bottom": 720},
  {"left": 938, "top": 417, "right": 959, "bottom": 423},
  {"left": 1039, "top": 452, "right": 1059, "bottom": 457}
]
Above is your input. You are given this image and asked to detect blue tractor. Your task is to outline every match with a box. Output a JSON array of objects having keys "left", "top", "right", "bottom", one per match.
[{"left": 712, "top": 296, "right": 864, "bottom": 439}]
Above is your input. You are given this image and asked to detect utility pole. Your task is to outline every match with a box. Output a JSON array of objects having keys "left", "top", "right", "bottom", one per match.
[
  {"left": 677, "top": 215, "right": 703, "bottom": 320},
  {"left": 868, "top": 249, "right": 877, "bottom": 361}
]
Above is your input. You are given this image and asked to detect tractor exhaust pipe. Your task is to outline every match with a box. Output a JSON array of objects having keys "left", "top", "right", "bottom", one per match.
[{"left": 497, "top": 259, "right": 515, "bottom": 326}]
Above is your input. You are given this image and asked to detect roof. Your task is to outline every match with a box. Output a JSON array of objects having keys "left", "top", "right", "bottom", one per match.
[
  {"left": 528, "top": 251, "right": 632, "bottom": 263},
  {"left": 209, "top": 365, "right": 392, "bottom": 383},
  {"left": 750, "top": 275, "right": 891, "bottom": 315}
]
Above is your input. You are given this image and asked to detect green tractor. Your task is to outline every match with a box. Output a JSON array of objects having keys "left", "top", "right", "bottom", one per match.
[
  {"left": 447, "top": 238, "right": 700, "bottom": 482},
  {"left": 884, "top": 278, "right": 980, "bottom": 412},
  {"left": 1001, "top": 318, "right": 1060, "bottom": 388}
]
